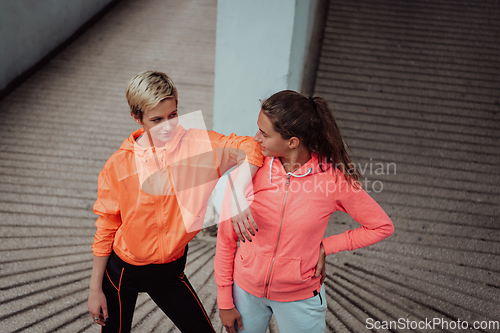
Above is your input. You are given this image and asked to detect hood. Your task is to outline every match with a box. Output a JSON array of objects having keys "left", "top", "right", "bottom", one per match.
[
  {"left": 118, "top": 125, "right": 188, "bottom": 196},
  {"left": 268, "top": 153, "right": 332, "bottom": 184},
  {"left": 119, "top": 124, "right": 187, "bottom": 153}
]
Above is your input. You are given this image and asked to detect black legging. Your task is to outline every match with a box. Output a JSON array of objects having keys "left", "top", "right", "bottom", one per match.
[{"left": 101, "top": 247, "right": 215, "bottom": 333}]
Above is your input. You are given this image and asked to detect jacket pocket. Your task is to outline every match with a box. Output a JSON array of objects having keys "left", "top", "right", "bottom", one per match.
[
  {"left": 114, "top": 188, "right": 158, "bottom": 262},
  {"left": 234, "top": 245, "right": 270, "bottom": 292},
  {"left": 238, "top": 245, "right": 256, "bottom": 267},
  {"left": 270, "top": 257, "right": 313, "bottom": 292}
]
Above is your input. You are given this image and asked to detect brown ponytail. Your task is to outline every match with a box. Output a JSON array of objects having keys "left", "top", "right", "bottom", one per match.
[{"left": 261, "top": 90, "right": 362, "bottom": 188}]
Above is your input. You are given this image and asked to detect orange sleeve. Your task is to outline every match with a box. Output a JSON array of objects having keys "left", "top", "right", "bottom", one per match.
[
  {"left": 91, "top": 160, "right": 121, "bottom": 257},
  {"left": 208, "top": 131, "right": 264, "bottom": 171}
]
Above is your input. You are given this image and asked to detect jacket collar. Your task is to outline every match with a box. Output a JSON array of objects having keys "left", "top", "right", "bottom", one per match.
[
  {"left": 268, "top": 153, "right": 331, "bottom": 184},
  {"left": 119, "top": 125, "right": 187, "bottom": 154}
]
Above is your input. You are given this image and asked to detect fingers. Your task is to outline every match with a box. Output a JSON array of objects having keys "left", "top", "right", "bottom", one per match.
[
  {"left": 231, "top": 220, "right": 247, "bottom": 243},
  {"left": 247, "top": 212, "right": 259, "bottom": 233},
  {"left": 90, "top": 312, "right": 107, "bottom": 326},
  {"left": 89, "top": 305, "right": 108, "bottom": 326},
  {"left": 102, "top": 303, "right": 108, "bottom": 324},
  {"left": 223, "top": 316, "right": 242, "bottom": 333},
  {"left": 231, "top": 209, "right": 258, "bottom": 243},
  {"left": 320, "top": 264, "right": 326, "bottom": 285},
  {"left": 236, "top": 314, "right": 243, "bottom": 330},
  {"left": 315, "top": 243, "right": 326, "bottom": 279},
  {"left": 242, "top": 210, "right": 257, "bottom": 236},
  {"left": 238, "top": 219, "right": 253, "bottom": 242},
  {"left": 224, "top": 325, "right": 237, "bottom": 333},
  {"left": 222, "top": 318, "right": 237, "bottom": 333},
  {"left": 219, "top": 308, "right": 242, "bottom": 333},
  {"left": 314, "top": 260, "right": 322, "bottom": 278},
  {"left": 95, "top": 317, "right": 106, "bottom": 326}
]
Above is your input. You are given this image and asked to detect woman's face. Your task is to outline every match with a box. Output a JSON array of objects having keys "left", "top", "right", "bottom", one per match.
[
  {"left": 136, "top": 98, "right": 178, "bottom": 145},
  {"left": 254, "top": 110, "right": 290, "bottom": 157}
]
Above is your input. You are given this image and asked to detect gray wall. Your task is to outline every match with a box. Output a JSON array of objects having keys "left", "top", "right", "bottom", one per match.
[{"left": 0, "top": 0, "right": 115, "bottom": 92}]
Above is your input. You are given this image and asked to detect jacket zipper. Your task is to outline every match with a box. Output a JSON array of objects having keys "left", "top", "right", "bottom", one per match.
[
  {"left": 152, "top": 149, "right": 165, "bottom": 263},
  {"left": 264, "top": 173, "right": 291, "bottom": 298}
]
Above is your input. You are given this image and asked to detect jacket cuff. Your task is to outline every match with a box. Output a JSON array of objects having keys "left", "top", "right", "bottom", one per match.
[
  {"left": 91, "top": 243, "right": 113, "bottom": 257},
  {"left": 217, "top": 285, "right": 235, "bottom": 309},
  {"left": 246, "top": 155, "right": 264, "bottom": 168}
]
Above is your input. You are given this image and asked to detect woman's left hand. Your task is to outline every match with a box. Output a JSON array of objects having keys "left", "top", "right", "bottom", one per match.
[
  {"left": 314, "top": 243, "right": 326, "bottom": 284},
  {"left": 231, "top": 205, "right": 258, "bottom": 242},
  {"left": 219, "top": 307, "right": 243, "bottom": 333}
]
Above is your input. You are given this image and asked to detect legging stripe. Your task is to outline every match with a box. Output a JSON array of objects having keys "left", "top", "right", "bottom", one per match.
[
  {"left": 181, "top": 278, "right": 215, "bottom": 331},
  {"left": 105, "top": 269, "right": 119, "bottom": 291},
  {"left": 118, "top": 268, "right": 124, "bottom": 333}
]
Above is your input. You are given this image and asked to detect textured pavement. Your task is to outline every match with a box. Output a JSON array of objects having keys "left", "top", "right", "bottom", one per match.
[
  {"left": 316, "top": 0, "right": 500, "bottom": 332},
  {"left": 0, "top": 0, "right": 499, "bottom": 332},
  {"left": 0, "top": 0, "right": 218, "bottom": 332}
]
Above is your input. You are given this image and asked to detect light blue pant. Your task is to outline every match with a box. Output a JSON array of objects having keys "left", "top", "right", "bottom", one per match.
[{"left": 233, "top": 282, "right": 327, "bottom": 333}]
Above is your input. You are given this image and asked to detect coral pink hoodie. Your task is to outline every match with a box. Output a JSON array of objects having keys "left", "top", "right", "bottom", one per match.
[{"left": 214, "top": 155, "right": 394, "bottom": 309}]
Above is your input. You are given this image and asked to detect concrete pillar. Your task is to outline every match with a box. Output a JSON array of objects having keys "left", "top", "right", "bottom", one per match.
[
  {"left": 211, "top": 0, "right": 327, "bottom": 214},
  {"left": 213, "top": 0, "right": 326, "bottom": 137}
]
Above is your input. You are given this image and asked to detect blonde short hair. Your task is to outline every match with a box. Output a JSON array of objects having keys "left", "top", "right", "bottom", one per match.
[{"left": 126, "top": 71, "right": 178, "bottom": 121}]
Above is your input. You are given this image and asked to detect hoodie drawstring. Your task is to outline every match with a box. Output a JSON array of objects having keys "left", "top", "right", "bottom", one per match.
[
  {"left": 269, "top": 157, "right": 275, "bottom": 184},
  {"left": 269, "top": 157, "right": 313, "bottom": 184}
]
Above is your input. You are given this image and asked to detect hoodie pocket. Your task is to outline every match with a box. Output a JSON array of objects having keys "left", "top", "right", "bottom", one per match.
[
  {"left": 237, "top": 245, "right": 256, "bottom": 267},
  {"left": 234, "top": 245, "right": 270, "bottom": 292},
  {"left": 270, "top": 257, "right": 313, "bottom": 291}
]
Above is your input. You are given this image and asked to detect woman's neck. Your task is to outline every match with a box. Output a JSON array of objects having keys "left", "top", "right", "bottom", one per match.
[{"left": 279, "top": 147, "right": 311, "bottom": 173}]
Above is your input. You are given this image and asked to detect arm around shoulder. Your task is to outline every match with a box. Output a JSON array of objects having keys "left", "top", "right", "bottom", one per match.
[{"left": 208, "top": 131, "right": 264, "bottom": 168}]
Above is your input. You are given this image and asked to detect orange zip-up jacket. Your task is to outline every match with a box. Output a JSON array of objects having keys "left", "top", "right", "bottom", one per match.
[
  {"left": 215, "top": 155, "right": 394, "bottom": 309},
  {"left": 92, "top": 126, "right": 263, "bottom": 265}
]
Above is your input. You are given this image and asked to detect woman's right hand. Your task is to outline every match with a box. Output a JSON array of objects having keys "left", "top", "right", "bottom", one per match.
[
  {"left": 219, "top": 307, "right": 243, "bottom": 333},
  {"left": 88, "top": 289, "right": 108, "bottom": 326},
  {"left": 88, "top": 255, "right": 110, "bottom": 325}
]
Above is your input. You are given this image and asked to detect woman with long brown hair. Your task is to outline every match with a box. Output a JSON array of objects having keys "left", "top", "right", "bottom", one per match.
[{"left": 215, "top": 90, "right": 394, "bottom": 333}]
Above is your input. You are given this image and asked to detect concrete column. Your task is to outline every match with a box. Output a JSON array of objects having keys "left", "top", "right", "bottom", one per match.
[
  {"left": 213, "top": 0, "right": 325, "bottom": 137},
  {"left": 211, "top": 0, "right": 326, "bottom": 214}
]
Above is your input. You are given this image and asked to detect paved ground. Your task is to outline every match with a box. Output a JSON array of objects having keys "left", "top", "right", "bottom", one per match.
[
  {"left": 0, "top": 0, "right": 219, "bottom": 332},
  {"left": 317, "top": 0, "right": 500, "bottom": 332},
  {"left": 0, "top": 0, "right": 499, "bottom": 332}
]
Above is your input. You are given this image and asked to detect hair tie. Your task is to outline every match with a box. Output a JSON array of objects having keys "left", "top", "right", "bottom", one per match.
[{"left": 308, "top": 96, "right": 317, "bottom": 112}]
